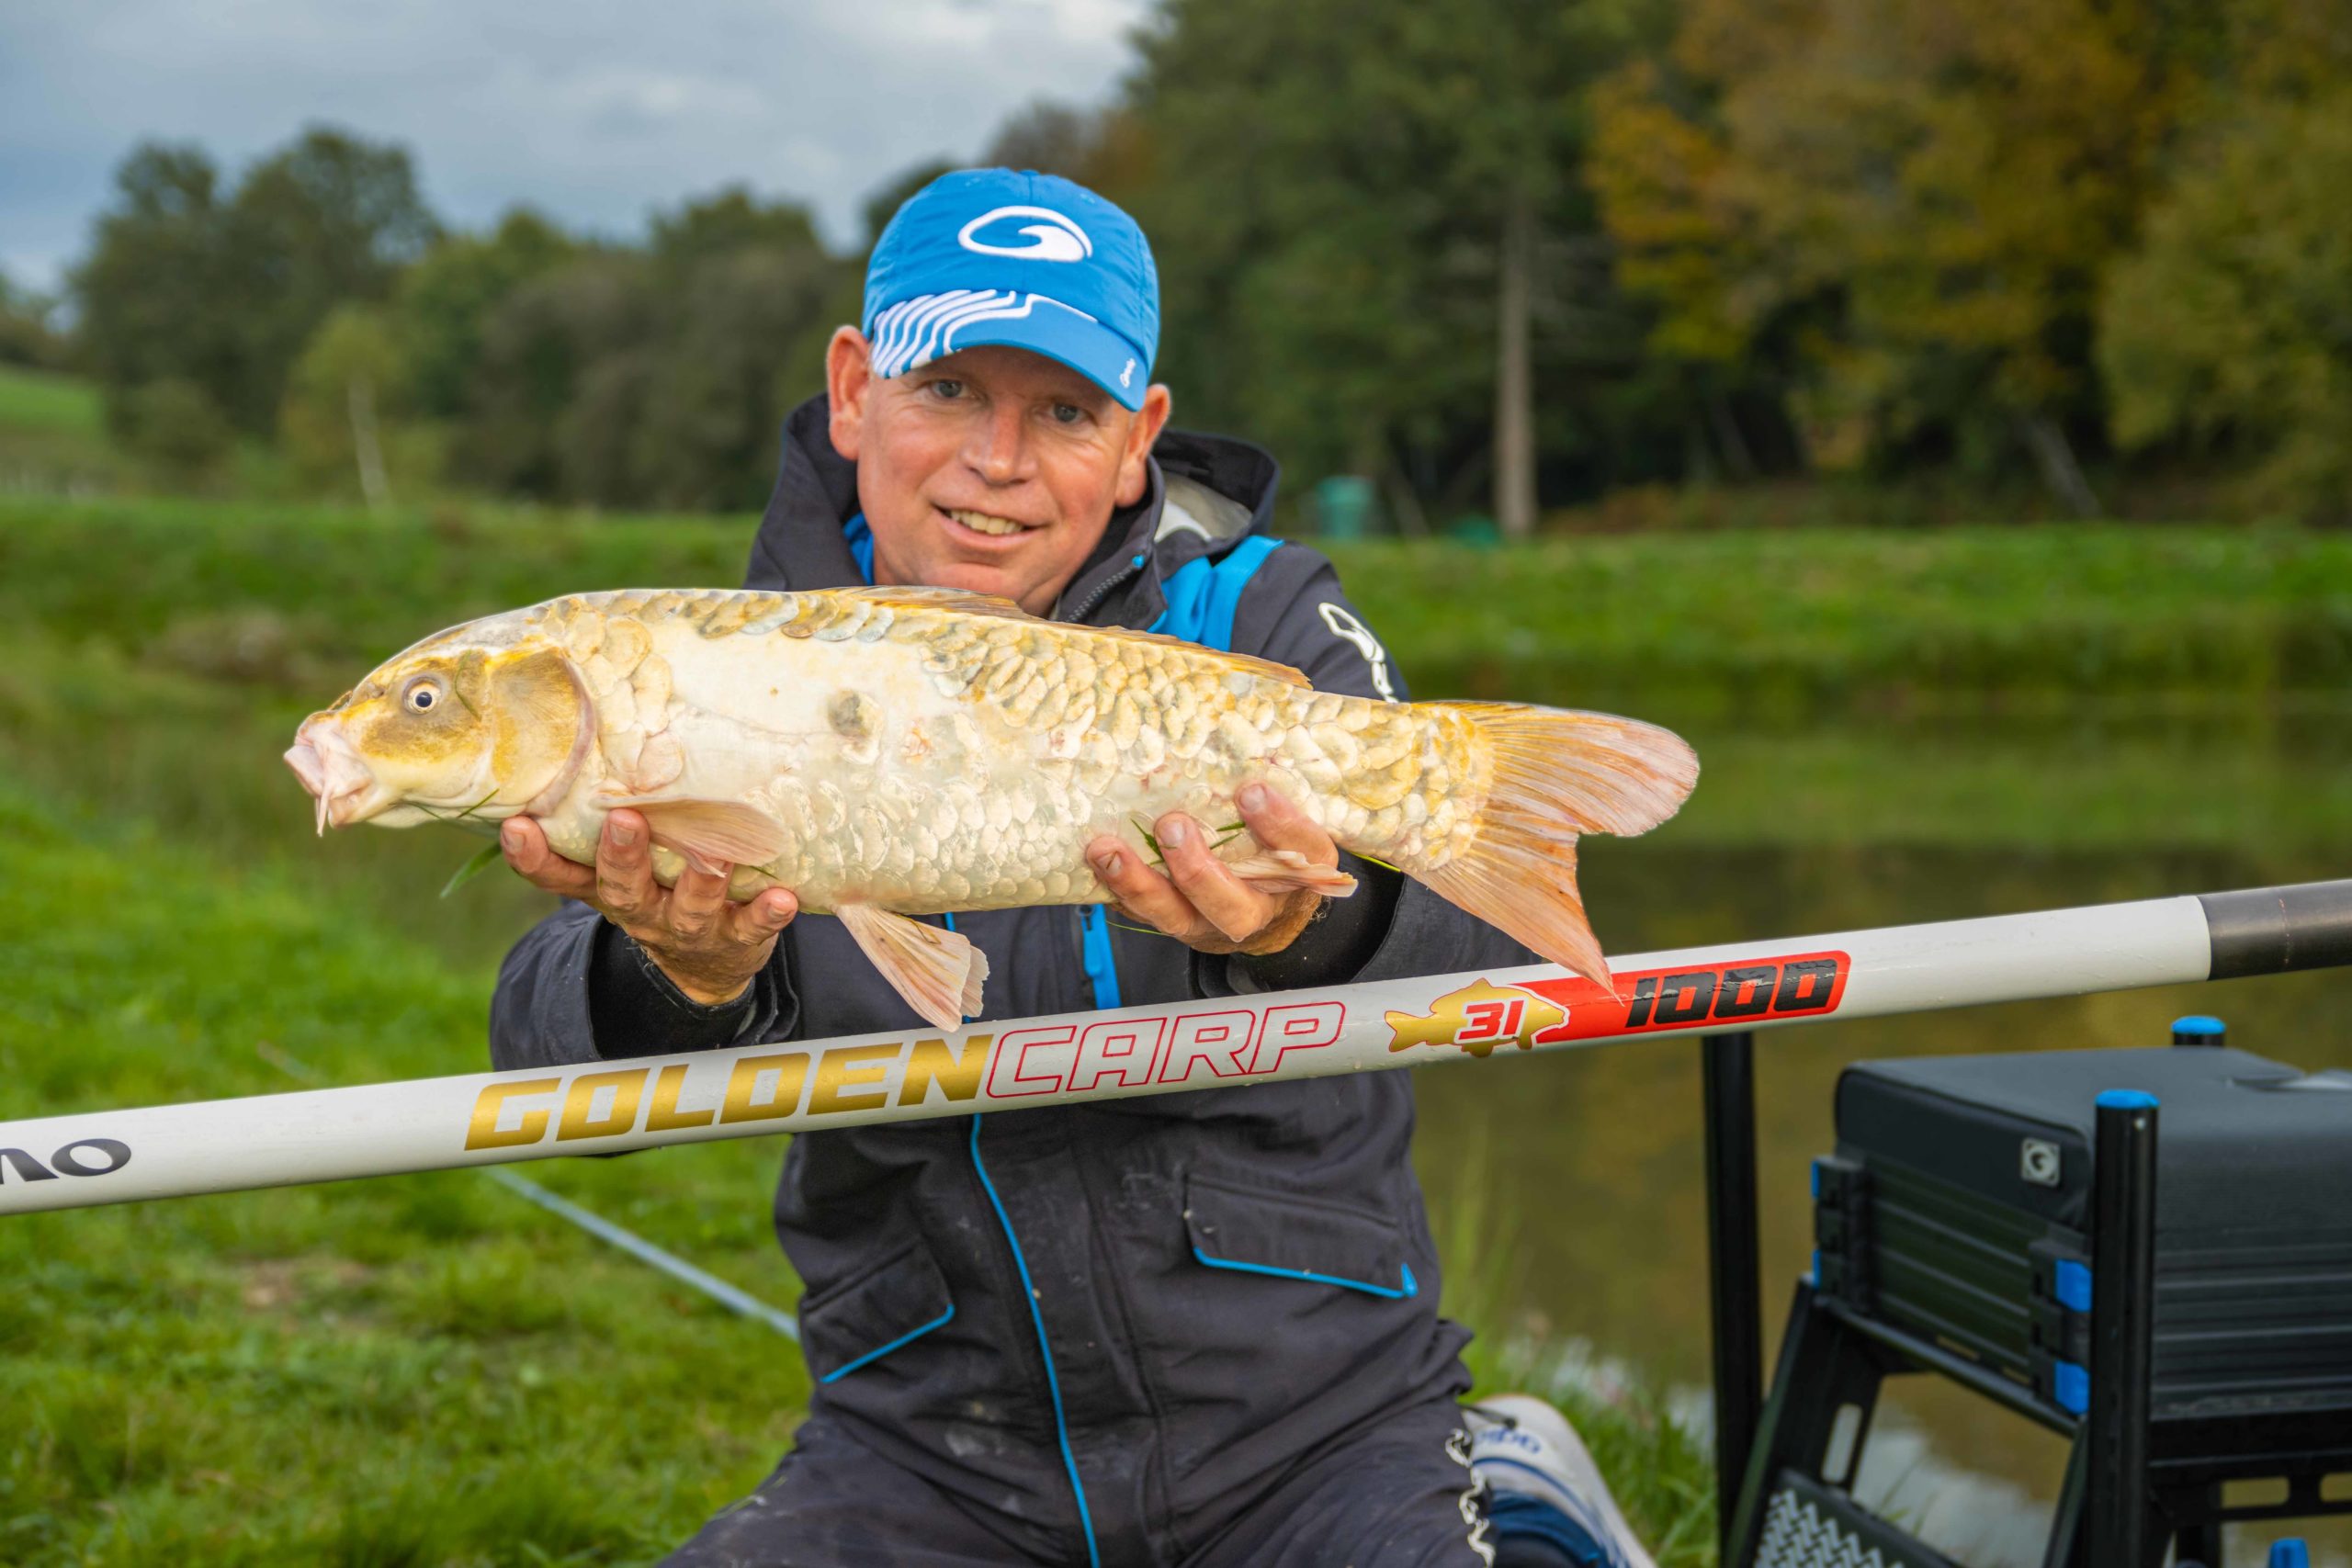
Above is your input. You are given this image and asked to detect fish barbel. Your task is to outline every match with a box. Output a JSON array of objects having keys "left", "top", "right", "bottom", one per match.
[{"left": 285, "top": 586, "right": 1697, "bottom": 1029}]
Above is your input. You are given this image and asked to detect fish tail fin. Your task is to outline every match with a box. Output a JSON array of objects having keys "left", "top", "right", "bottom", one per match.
[{"left": 1412, "top": 703, "right": 1697, "bottom": 987}]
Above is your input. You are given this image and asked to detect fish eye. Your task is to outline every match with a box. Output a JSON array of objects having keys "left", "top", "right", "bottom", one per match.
[{"left": 402, "top": 676, "right": 446, "bottom": 714}]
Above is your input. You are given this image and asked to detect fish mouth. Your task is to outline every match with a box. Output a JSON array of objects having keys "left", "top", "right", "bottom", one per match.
[{"left": 285, "top": 719, "right": 395, "bottom": 833}]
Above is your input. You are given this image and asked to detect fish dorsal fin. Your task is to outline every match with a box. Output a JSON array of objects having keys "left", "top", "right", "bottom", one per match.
[
  {"left": 1089, "top": 625, "right": 1311, "bottom": 687},
  {"left": 824, "top": 586, "right": 1312, "bottom": 688},
  {"left": 828, "top": 585, "right": 1036, "bottom": 620}
]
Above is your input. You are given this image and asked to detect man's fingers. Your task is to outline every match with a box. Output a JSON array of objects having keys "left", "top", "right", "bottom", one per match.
[
  {"left": 1155, "top": 813, "right": 1268, "bottom": 943},
  {"left": 1234, "top": 781, "right": 1339, "bottom": 865},
  {"left": 726, "top": 888, "right": 799, "bottom": 947},
  {"left": 665, "top": 860, "right": 734, "bottom": 941},
  {"left": 1086, "top": 833, "right": 1203, "bottom": 942},
  {"left": 501, "top": 817, "right": 596, "bottom": 899},
  {"left": 594, "top": 810, "right": 656, "bottom": 918}
]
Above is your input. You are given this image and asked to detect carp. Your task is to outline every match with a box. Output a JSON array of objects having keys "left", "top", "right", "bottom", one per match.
[{"left": 285, "top": 586, "right": 1697, "bottom": 1030}]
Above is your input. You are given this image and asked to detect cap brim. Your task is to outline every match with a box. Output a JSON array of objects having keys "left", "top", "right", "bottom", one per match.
[{"left": 878, "top": 292, "right": 1149, "bottom": 412}]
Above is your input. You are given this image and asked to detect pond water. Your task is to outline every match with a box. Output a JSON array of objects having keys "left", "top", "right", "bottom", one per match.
[
  {"left": 10, "top": 680, "right": 2350, "bottom": 1566},
  {"left": 1408, "top": 719, "right": 2352, "bottom": 1567}
]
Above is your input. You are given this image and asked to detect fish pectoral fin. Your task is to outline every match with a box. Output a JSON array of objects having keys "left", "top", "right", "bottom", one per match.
[
  {"left": 601, "top": 796, "right": 788, "bottom": 875},
  {"left": 836, "top": 905, "right": 989, "bottom": 1032},
  {"left": 1224, "top": 850, "right": 1359, "bottom": 897}
]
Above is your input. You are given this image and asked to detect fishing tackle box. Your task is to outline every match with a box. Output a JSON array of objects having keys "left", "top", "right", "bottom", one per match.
[{"left": 1811, "top": 1043, "right": 2352, "bottom": 1425}]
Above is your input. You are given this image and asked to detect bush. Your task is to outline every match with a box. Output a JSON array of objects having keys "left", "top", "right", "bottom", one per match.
[
  {"left": 2099, "top": 92, "right": 2352, "bottom": 524},
  {"left": 116, "top": 377, "right": 235, "bottom": 482}
]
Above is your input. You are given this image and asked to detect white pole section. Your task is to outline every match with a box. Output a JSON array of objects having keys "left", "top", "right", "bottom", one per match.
[{"left": 4, "top": 882, "right": 2344, "bottom": 1218}]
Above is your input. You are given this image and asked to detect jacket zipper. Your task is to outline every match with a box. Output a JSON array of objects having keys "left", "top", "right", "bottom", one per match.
[{"left": 1059, "top": 551, "right": 1148, "bottom": 626}]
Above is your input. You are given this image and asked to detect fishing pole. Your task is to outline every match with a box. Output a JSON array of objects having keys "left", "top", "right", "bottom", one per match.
[{"left": 4, "top": 879, "right": 2348, "bottom": 1216}]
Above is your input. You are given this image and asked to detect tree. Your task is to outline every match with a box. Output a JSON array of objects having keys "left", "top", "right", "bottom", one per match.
[
  {"left": 984, "top": 102, "right": 1120, "bottom": 183},
  {"left": 75, "top": 128, "right": 439, "bottom": 440},
  {"left": 1125, "top": 0, "right": 1669, "bottom": 534},
  {"left": 119, "top": 377, "right": 234, "bottom": 482},
  {"left": 463, "top": 253, "right": 652, "bottom": 501},
  {"left": 2099, "top": 91, "right": 2352, "bottom": 523},
  {"left": 1593, "top": 0, "right": 2184, "bottom": 511},
  {"left": 454, "top": 188, "right": 842, "bottom": 508},
  {"left": 74, "top": 143, "right": 243, "bottom": 440},
  {"left": 0, "top": 272, "right": 70, "bottom": 369},
  {"left": 650, "top": 186, "right": 820, "bottom": 265},
  {"left": 220, "top": 127, "right": 439, "bottom": 432},
  {"left": 632, "top": 242, "right": 839, "bottom": 510},
  {"left": 281, "top": 305, "right": 424, "bottom": 505},
  {"left": 396, "top": 209, "right": 576, "bottom": 421}
]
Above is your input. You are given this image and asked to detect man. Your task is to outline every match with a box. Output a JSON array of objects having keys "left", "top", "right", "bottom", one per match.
[{"left": 490, "top": 169, "right": 1651, "bottom": 1568}]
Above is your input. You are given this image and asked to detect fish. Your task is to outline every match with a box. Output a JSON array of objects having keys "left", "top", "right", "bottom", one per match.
[{"left": 285, "top": 586, "right": 1697, "bottom": 1031}]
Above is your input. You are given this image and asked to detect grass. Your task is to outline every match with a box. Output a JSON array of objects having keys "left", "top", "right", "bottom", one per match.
[
  {"left": 0, "top": 365, "right": 104, "bottom": 436},
  {"left": 0, "top": 789, "right": 808, "bottom": 1564},
  {"left": 1326, "top": 526, "right": 2352, "bottom": 720},
  {"left": 12, "top": 499, "right": 2352, "bottom": 725},
  {"left": 1438, "top": 1137, "right": 1713, "bottom": 1562},
  {"left": 0, "top": 367, "right": 130, "bottom": 497}
]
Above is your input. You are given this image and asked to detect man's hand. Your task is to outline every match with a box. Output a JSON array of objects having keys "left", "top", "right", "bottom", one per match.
[
  {"left": 1085, "top": 783, "right": 1337, "bottom": 956},
  {"left": 500, "top": 809, "right": 797, "bottom": 1006}
]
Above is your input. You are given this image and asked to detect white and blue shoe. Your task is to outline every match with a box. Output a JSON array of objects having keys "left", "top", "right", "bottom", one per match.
[{"left": 1466, "top": 1395, "right": 1657, "bottom": 1568}]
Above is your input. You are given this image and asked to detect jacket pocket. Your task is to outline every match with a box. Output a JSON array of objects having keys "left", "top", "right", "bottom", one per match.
[
  {"left": 1182, "top": 1173, "right": 1419, "bottom": 1300},
  {"left": 797, "top": 1238, "right": 956, "bottom": 1385}
]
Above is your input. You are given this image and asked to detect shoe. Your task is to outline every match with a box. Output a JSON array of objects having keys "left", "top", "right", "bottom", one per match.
[{"left": 1464, "top": 1394, "right": 1657, "bottom": 1568}]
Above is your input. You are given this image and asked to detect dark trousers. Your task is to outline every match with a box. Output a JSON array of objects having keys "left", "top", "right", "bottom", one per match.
[{"left": 663, "top": 1399, "right": 1510, "bottom": 1568}]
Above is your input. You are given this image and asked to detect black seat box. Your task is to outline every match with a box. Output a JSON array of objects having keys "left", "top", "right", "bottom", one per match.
[{"left": 1815, "top": 1045, "right": 2352, "bottom": 1423}]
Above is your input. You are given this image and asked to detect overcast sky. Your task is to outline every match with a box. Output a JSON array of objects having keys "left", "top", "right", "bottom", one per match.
[{"left": 0, "top": 0, "right": 1148, "bottom": 294}]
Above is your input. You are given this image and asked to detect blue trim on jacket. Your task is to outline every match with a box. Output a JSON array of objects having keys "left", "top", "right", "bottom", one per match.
[
  {"left": 1189, "top": 1247, "right": 1419, "bottom": 1301},
  {"left": 971, "top": 1114, "right": 1102, "bottom": 1568},
  {"left": 1150, "top": 534, "right": 1283, "bottom": 649},
  {"left": 818, "top": 1306, "right": 956, "bottom": 1384}
]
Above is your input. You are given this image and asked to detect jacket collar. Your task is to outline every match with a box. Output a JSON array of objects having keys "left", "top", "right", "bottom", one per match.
[{"left": 745, "top": 394, "right": 1280, "bottom": 631}]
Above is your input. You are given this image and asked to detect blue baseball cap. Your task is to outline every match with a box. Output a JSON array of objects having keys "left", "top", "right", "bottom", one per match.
[{"left": 862, "top": 168, "right": 1159, "bottom": 412}]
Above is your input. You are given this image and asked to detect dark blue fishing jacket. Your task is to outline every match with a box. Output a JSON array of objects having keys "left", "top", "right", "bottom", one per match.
[{"left": 488, "top": 394, "right": 1538, "bottom": 1565}]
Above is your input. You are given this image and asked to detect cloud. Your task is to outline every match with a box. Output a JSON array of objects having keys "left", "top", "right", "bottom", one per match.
[{"left": 0, "top": 0, "right": 1147, "bottom": 290}]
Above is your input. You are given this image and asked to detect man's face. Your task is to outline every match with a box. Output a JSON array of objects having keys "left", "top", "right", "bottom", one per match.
[{"left": 826, "top": 332, "right": 1172, "bottom": 615}]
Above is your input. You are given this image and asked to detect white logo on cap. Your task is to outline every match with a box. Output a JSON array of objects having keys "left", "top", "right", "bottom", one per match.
[
  {"left": 957, "top": 206, "right": 1093, "bottom": 262},
  {"left": 1120, "top": 359, "right": 1135, "bottom": 388}
]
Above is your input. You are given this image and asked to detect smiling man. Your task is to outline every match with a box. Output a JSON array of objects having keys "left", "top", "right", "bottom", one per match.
[{"left": 488, "top": 170, "right": 1653, "bottom": 1568}]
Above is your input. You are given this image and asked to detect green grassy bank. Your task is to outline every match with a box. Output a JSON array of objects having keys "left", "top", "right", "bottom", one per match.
[
  {"left": 8, "top": 495, "right": 2352, "bottom": 719},
  {"left": 0, "top": 367, "right": 130, "bottom": 495},
  {"left": 0, "top": 790, "right": 808, "bottom": 1565}
]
